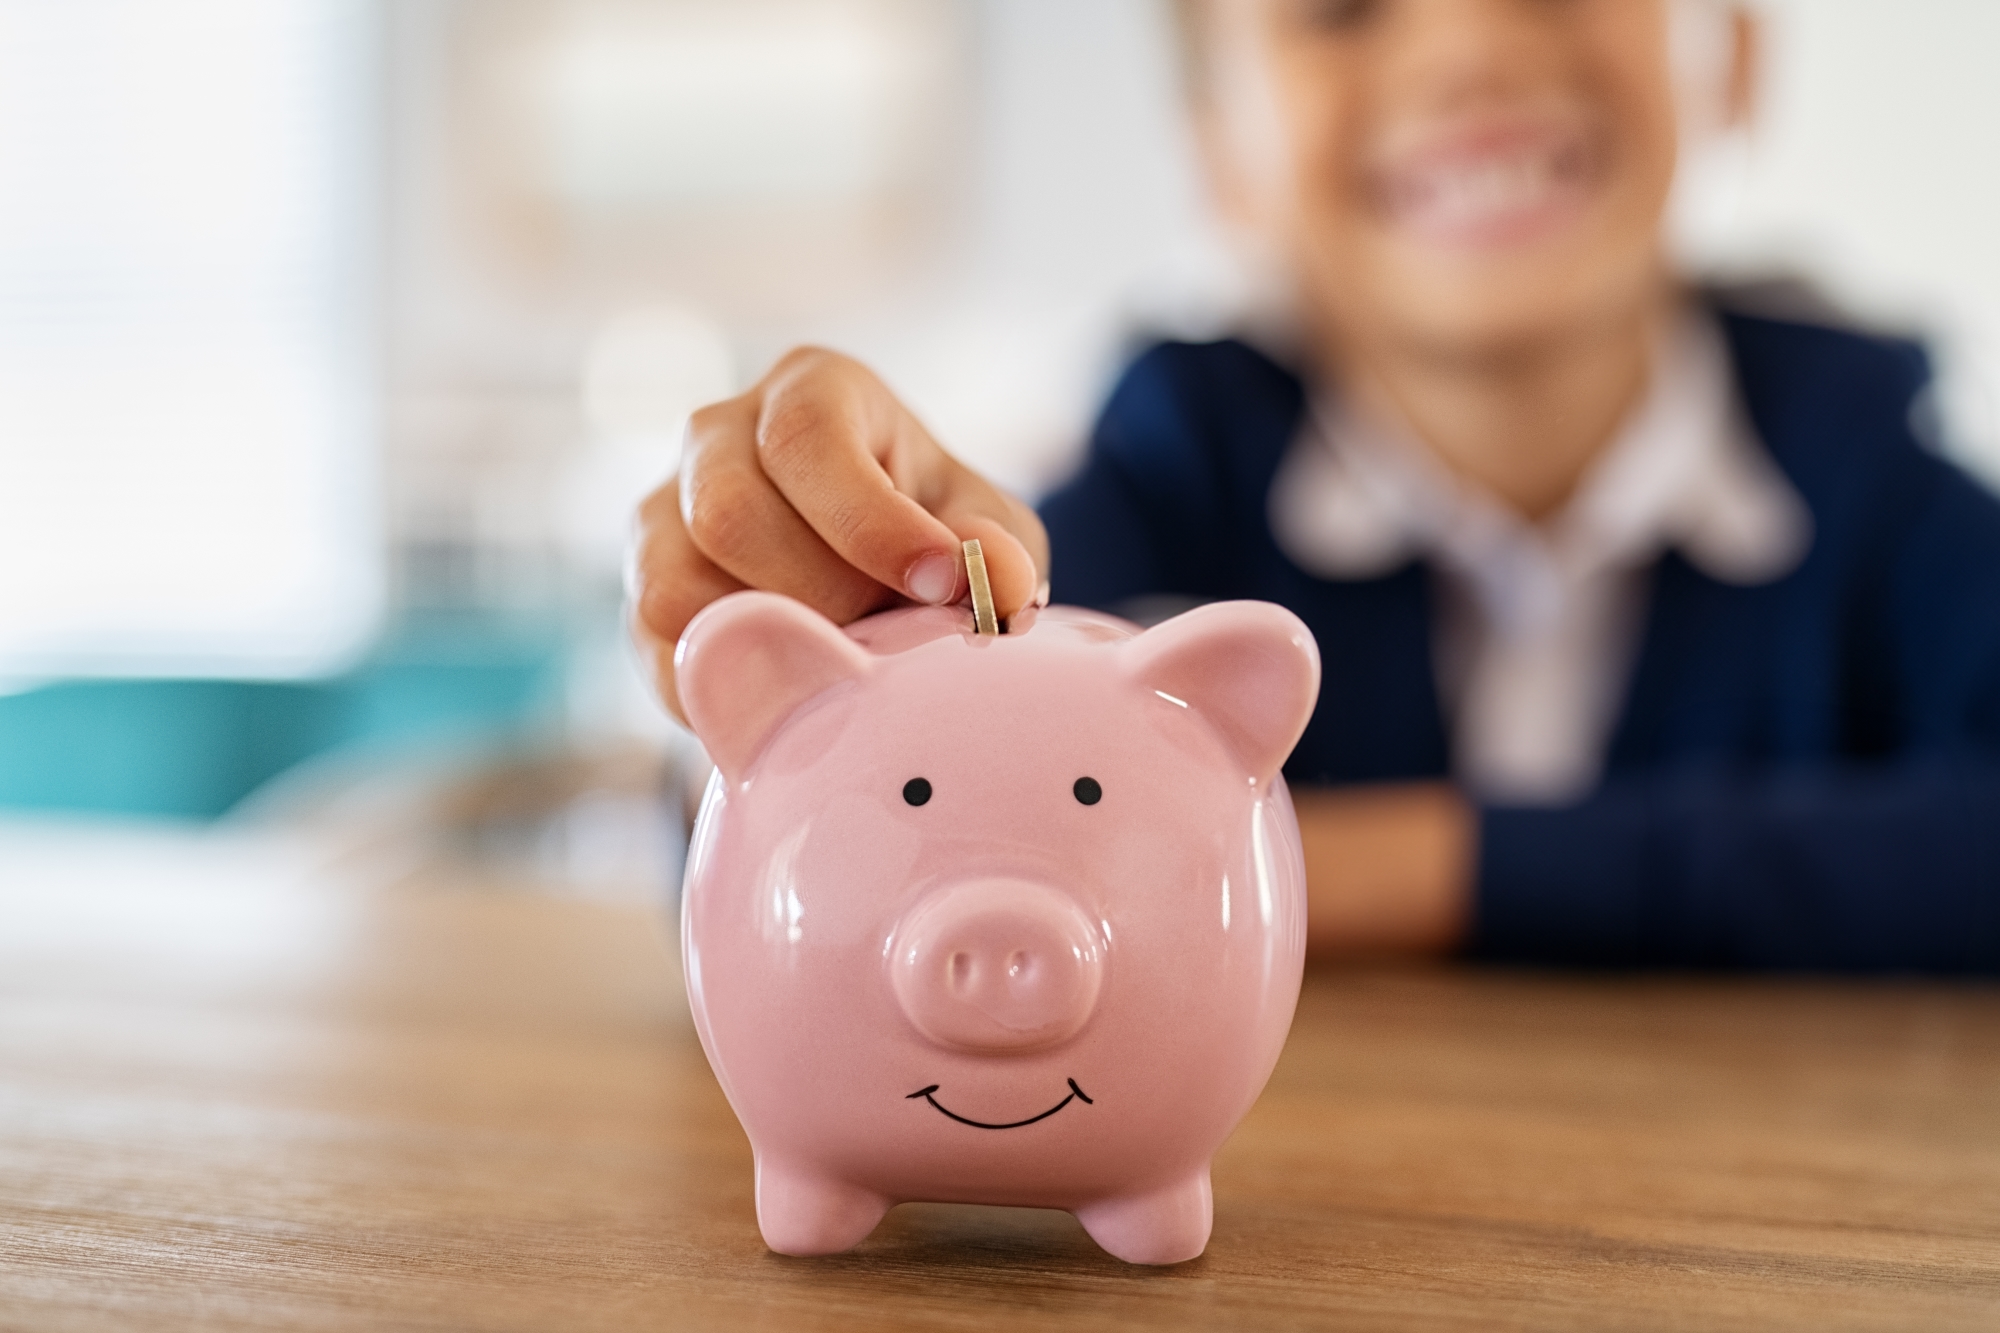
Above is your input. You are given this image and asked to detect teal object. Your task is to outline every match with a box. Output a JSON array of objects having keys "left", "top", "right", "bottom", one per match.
[{"left": 0, "top": 614, "right": 570, "bottom": 819}]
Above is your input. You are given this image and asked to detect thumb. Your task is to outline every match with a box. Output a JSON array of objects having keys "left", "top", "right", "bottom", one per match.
[{"left": 930, "top": 468, "right": 1048, "bottom": 622}]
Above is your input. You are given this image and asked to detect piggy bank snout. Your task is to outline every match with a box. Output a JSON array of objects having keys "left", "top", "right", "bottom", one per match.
[{"left": 890, "top": 880, "right": 1104, "bottom": 1053}]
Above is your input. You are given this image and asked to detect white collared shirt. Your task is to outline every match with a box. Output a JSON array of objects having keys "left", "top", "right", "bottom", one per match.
[{"left": 1269, "top": 312, "right": 1812, "bottom": 805}]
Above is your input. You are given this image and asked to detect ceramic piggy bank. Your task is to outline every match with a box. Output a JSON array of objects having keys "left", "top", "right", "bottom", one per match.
[{"left": 673, "top": 591, "right": 1320, "bottom": 1264}]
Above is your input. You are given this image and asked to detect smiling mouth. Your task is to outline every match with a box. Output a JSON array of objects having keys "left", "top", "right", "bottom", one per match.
[
  {"left": 1373, "top": 124, "right": 1600, "bottom": 248},
  {"left": 906, "top": 1078, "right": 1093, "bottom": 1130}
]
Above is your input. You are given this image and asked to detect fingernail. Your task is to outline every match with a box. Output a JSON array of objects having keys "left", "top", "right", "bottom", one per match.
[{"left": 906, "top": 552, "right": 958, "bottom": 605}]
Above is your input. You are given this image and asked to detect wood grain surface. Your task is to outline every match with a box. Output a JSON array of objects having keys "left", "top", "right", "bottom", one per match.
[{"left": 2, "top": 826, "right": 1997, "bottom": 1331}]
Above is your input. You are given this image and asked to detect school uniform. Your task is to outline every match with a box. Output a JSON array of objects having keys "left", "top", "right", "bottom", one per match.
[{"left": 1040, "top": 305, "right": 2000, "bottom": 971}]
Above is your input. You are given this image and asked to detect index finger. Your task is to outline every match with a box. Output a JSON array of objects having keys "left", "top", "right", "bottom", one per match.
[{"left": 752, "top": 352, "right": 973, "bottom": 607}]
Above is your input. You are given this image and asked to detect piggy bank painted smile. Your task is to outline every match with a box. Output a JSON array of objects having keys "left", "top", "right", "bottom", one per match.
[{"left": 674, "top": 593, "right": 1320, "bottom": 1265}]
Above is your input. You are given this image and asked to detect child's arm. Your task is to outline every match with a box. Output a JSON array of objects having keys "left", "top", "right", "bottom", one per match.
[
  {"left": 1297, "top": 759, "right": 2000, "bottom": 971},
  {"left": 629, "top": 348, "right": 1049, "bottom": 722},
  {"left": 1295, "top": 783, "right": 1476, "bottom": 958},
  {"left": 1472, "top": 761, "right": 2000, "bottom": 971}
]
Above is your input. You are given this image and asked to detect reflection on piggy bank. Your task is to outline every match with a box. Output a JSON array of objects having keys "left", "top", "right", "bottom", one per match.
[{"left": 673, "top": 592, "right": 1320, "bottom": 1265}]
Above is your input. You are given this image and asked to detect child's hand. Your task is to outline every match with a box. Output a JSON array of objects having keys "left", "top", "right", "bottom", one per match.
[
  {"left": 1294, "top": 783, "right": 1474, "bottom": 960},
  {"left": 630, "top": 347, "right": 1050, "bottom": 723}
]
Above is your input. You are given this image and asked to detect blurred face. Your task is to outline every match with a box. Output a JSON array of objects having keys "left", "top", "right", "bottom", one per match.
[{"left": 1195, "top": 0, "right": 1715, "bottom": 362}]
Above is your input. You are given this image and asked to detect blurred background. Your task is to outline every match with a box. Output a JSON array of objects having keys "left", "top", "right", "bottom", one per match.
[{"left": 3, "top": 0, "right": 1999, "bottom": 899}]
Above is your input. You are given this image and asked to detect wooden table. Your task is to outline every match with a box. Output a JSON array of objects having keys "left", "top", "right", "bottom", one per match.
[{"left": 4, "top": 824, "right": 1997, "bottom": 1331}]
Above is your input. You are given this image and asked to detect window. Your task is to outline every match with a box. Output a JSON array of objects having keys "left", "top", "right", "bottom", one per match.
[{"left": 0, "top": 0, "right": 379, "bottom": 680}]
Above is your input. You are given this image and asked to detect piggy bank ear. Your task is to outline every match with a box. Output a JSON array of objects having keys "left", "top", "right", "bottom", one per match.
[
  {"left": 1122, "top": 601, "right": 1321, "bottom": 786},
  {"left": 674, "top": 591, "right": 874, "bottom": 782}
]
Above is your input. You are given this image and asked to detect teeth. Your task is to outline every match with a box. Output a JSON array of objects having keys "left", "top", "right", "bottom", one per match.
[{"left": 1393, "top": 147, "right": 1577, "bottom": 234}]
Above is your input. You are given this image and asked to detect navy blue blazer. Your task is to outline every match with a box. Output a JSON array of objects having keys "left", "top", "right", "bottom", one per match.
[{"left": 1040, "top": 311, "right": 2000, "bottom": 972}]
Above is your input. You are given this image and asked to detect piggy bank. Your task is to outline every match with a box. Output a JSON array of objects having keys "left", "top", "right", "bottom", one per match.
[{"left": 673, "top": 591, "right": 1319, "bottom": 1265}]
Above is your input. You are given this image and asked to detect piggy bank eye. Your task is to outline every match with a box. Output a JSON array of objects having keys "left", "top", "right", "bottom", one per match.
[
  {"left": 902, "top": 778, "right": 933, "bottom": 807},
  {"left": 1073, "top": 777, "right": 1102, "bottom": 806}
]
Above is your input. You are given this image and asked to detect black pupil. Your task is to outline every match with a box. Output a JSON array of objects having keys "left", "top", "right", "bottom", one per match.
[
  {"left": 903, "top": 778, "right": 932, "bottom": 807},
  {"left": 1073, "top": 777, "right": 1102, "bottom": 806}
]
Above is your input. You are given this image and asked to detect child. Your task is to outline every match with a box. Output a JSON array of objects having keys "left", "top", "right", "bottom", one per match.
[{"left": 631, "top": 0, "right": 2000, "bottom": 971}]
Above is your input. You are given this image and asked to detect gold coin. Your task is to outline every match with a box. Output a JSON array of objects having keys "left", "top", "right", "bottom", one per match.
[{"left": 963, "top": 539, "right": 999, "bottom": 635}]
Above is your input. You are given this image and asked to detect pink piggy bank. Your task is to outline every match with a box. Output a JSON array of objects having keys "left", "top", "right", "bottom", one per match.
[{"left": 673, "top": 592, "right": 1320, "bottom": 1264}]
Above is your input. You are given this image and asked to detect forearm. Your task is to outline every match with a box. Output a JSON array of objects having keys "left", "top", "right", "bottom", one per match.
[
  {"left": 1474, "top": 761, "right": 2000, "bottom": 972},
  {"left": 1293, "top": 781, "right": 1475, "bottom": 960}
]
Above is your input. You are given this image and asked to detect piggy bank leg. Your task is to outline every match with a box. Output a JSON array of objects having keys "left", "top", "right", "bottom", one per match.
[
  {"left": 1073, "top": 1171, "right": 1213, "bottom": 1265},
  {"left": 754, "top": 1155, "right": 891, "bottom": 1256}
]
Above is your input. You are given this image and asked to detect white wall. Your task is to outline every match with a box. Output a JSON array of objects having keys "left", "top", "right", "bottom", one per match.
[
  {"left": 805, "top": 0, "right": 1225, "bottom": 497},
  {"left": 0, "top": 0, "right": 380, "bottom": 680},
  {"left": 1676, "top": 0, "right": 2000, "bottom": 481}
]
